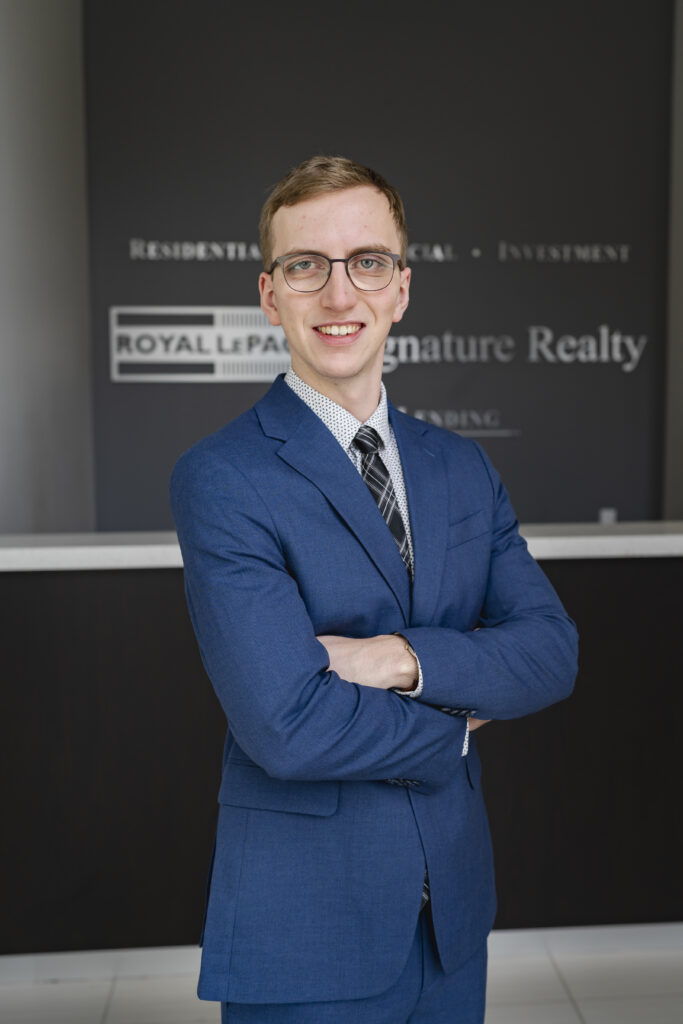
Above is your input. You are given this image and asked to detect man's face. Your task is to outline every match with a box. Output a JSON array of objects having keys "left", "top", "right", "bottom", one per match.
[{"left": 259, "top": 186, "right": 410, "bottom": 398}]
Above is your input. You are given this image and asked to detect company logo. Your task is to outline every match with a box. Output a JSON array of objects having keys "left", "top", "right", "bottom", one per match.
[
  {"left": 399, "top": 241, "right": 633, "bottom": 263},
  {"left": 498, "top": 241, "right": 631, "bottom": 264},
  {"left": 126, "top": 238, "right": 633, "bottom": 265},
  {"left": 383, "top": 324, "right": 647, "bottom": 373},
  {"left": 397, "top": 407, "right": 520, "bottom": 438},
  {"left": 128, "top": 239, "right": 461, "bottom": 264},
  {"left": 129, "top": 239, "right": 262, "bottom": 261},
  {"left": 110, "top": 307, "right": 288, "bottom": 382},
  {"left": 109, "top": 310, "right": 647, "bottom": 383}
]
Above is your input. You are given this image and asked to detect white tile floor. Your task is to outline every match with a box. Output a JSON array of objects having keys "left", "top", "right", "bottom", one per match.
[{"left": 0, "top": 923, "right": 681, "bottom": 1023}]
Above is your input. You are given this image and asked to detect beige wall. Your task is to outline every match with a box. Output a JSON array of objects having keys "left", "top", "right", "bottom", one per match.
[{"left": 0, "top": 0, "right": 94, "bottom": 532}]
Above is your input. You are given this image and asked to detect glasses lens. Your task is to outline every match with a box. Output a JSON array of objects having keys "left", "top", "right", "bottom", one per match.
[
  {"left": 348, "top": 253, "right": 395, "bottom": 290},
  {"left": 282, "top": 254, "right": 330, "bottom": 292}
]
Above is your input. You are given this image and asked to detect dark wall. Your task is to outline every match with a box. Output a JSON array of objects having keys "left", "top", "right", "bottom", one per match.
[
  {"left": 84, "top": 0, "right": 672, "bottom": 529},
  {"left": 2, "top": 557, "right": 681, "bottom": 954}
]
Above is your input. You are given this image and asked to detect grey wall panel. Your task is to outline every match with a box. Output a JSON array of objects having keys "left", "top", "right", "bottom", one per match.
[
  {"left": 665, "top": 0, "right": 683, "bottom": 517},
  {"left": 84, "top": 0, "right": 673, "bottom": 529},
  {"left": 0, "top": 0, "right": 94, "bottom": 532}
]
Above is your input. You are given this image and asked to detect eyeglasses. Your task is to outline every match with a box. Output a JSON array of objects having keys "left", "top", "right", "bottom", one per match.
[{"left": 267, "top": 251, "right": 403, "bottom": 293}]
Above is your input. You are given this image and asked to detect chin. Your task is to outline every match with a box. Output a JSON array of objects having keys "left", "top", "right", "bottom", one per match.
[{"left": 319, "top": 359, "right": 371, "bottom": 382}]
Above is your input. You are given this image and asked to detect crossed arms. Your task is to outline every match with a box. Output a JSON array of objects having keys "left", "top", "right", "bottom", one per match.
[
  {"left": 317, "top": 632, "right": 491, "bottom": 732},
  {"left": 170, "top": 441, "right": 577, "bottom": 788}
]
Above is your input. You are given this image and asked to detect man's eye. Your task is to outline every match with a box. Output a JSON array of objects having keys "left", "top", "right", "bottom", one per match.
[
  {"left": 352, "top": 254, "right": 391, "bottom": 272},
  {"left": 285, "top": 256, "right": 326, "bottom": 274}
]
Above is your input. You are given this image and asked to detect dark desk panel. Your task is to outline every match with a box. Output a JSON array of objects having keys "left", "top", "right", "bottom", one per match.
[
  {"left": 479, "top": 557, "right": 682, "bottom": 929},
  {"left": 1, "top": 559, "right": 681, "bottom": 954}
]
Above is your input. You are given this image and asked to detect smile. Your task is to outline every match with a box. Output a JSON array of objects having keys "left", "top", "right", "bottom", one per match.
[{"left": 315, "top": 323, "right": 363, "bottom": 337}]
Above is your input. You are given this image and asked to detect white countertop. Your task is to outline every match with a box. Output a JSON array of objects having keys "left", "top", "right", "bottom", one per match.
[
  {"left": 0, "top": 532, "right": 182, "bottom": 571},
  {"left": 0, "top": 523, "right": 682, "bottom": 571}
]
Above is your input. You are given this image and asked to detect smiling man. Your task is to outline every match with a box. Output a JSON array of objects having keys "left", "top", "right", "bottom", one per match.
[
  {"left": 258, "top": 183, "right": 410, "bottom": 421},
  {"left": 170, "top": 156, "right": 578, "bottom": 1023}
]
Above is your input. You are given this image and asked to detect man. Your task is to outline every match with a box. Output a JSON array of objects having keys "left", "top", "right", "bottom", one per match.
[{"left": 170, "top": 155, "right": 578, "bottom": 1022}]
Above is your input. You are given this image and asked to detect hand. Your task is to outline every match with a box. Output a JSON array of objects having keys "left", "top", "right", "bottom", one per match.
[{"left": 316, "top": 634, "right": 418, "bottom": 692}]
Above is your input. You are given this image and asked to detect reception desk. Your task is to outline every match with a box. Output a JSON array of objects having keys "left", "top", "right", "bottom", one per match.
[
  {"left": 3, "top": 521, "right": 683, "bottom": 570},
  {"left": 2, "top": 524, "right": 682, "bottom": 955}
]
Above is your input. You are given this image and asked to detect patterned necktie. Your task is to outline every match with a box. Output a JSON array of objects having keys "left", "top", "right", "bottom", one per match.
[
  {"left": 353, "top": 425, "right": 412, "bottom": 577},
  {"left": 353, "top": 425, "right": 431, "bottom": 906}
]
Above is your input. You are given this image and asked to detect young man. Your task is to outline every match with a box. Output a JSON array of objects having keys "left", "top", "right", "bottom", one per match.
[{"left": 170, "top": 156, "right": 578, "bottom": 1023}]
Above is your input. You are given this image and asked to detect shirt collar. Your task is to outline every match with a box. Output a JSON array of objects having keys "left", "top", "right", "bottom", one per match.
[{"left": 284, "top": 368, "right": 391, "bottom": 452}]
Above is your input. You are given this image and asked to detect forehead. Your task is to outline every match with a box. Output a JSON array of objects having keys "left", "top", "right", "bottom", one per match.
[{"left": 270, "top": 185, "right": 400, "bottom": 256}]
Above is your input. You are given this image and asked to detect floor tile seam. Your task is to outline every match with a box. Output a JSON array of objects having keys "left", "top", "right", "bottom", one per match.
[
  {"left": 112, "top": 971, "right": 198, "bottom": 981},
  {"left": 543, "top": 941, "right": 683, "bottom": 957},
  {"left": 18, "top": 975, "right": 117, "bottom": 985},
  {"left": 555, "top": 980, "right": 683, "bottom": 997},
  {"left": 99, "top": 977, "right": 116, "bottom": 1024},
  {"left": 486, "top": 995, "right": 577, "bottom": 1007},
  {"left": 487, "top": 954, "right": 567, "bottom": 971},
  {"left": 0, "top": 977, "right": 115, "bottom": 989},
  {"left": 546, "top": 947, "right": 588, "bottom": 1024},
  {"left": 573, "top": 991, "right": 683, "bottom": 1004},
  {"left": 548, "top": 948, "right": 683, "bottom": 960}
]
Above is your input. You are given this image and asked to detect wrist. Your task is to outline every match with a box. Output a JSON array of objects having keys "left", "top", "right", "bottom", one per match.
[{"left": 392, "top": 636, "right": 419, "bottom": 691}]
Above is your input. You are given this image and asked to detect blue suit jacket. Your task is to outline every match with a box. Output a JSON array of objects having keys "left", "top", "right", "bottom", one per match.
[{"left": 170, "top": 374, "right": 578, "bottom": 1004}]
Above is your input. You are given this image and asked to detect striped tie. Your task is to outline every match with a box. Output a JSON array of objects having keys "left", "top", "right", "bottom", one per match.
[
  {"left": 353, "top": 426, "right": 431, "bottom": 906},
  {"left": 353, "top": 426, "right": 412, "bottom": 577}
]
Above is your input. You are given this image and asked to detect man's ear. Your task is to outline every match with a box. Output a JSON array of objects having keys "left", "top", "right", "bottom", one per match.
[
  {"left": 259, "top": 271, "right": 281, "bottom": 326},
  {"left": 392, "top": 266, "right": 411, "bottom": 324}
]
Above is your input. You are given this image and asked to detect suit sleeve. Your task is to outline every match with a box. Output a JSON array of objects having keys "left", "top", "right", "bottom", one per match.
[
  {"left": 401, "top": 443, "right": 578, "bottom": 720},
  {"left": 170, "top": 448, "right": 467, "bottom": 787}
]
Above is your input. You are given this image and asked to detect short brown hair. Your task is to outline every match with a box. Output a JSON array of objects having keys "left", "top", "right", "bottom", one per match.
[{"left": 258, "top": 155, "right": 408, "bottom": 269}]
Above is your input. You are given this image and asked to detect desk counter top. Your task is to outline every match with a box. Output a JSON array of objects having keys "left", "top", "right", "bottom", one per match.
[{"left": 1, "top": 522, "right": 682, "bottom": 571}]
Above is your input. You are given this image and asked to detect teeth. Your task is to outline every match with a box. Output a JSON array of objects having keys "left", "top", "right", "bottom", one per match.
[{"left": 318, "top": 324, "right": 361, "bottom": 336}]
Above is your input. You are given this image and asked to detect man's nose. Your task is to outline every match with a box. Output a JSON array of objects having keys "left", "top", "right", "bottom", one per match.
[{"left": 320, "top": 262, "right": 356, "bottom": 309}]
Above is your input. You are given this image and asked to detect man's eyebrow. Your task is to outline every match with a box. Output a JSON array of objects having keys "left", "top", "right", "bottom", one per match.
[
  {"left": 347, "top": 244, "right": 394, "bottom": 257},
  {"left": 279, "top": 245, "right": 396, "bottom": 259},
  {"left": 278, "top": 249, "right": 327, "bottom": 259}
]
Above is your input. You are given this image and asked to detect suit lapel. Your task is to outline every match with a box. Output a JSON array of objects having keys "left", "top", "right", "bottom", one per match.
[
  {"left": 389, "top": 405, "right": 449, "bottom": 627},
  {"left": 256, "top": 378, "right": 411, "bottom": 623}
]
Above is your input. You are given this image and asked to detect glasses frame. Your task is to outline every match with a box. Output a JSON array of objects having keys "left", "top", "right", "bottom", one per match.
[{"left": 267, "top": 251, "right": 404, "bottom": 293}]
